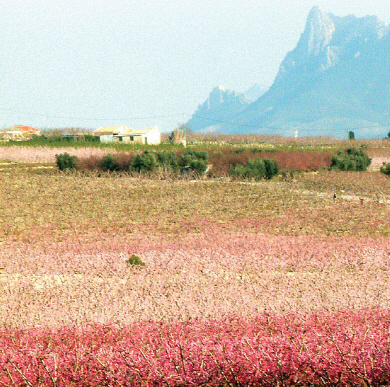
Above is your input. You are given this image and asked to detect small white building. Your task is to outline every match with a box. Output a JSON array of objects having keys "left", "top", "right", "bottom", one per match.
[
  {"left": 115, "top": 126, "right": 161, "bottom": 145},
  {"left": 94, "top": 125, "right": 161, "bottom": 145}
]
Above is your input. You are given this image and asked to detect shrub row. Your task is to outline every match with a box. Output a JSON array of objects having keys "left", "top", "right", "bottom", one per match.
[
  {"left": 57, "top": 147, "right": 371, "bottom": 179},
  {"left": 56, "top": 150, "right": 281, "bottom": 180},
  {"left": 56, "top": 150, "right": 209, "bottom": 175}
]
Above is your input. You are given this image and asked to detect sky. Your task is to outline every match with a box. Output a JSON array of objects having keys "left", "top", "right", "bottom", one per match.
[{"left": 0, "top": 0, "right": 389, "bottom": 132}]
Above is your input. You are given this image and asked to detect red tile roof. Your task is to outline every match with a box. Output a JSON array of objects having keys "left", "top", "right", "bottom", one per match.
[{"left": 13, "top": 125, "right": 40, "bottom": 132}]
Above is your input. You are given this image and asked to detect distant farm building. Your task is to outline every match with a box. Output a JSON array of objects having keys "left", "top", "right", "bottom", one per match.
[
  {"left": 93, "top": 125, "right": 161, "bottom": 145},
  {"left": 0, "top": 125, "right": 40, "bottom": 141}
]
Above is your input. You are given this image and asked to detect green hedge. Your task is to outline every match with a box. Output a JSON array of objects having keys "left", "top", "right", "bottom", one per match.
[
  {"left": 230, "top": 158, "right": 279, "bottom": 180},
  {"left": 55, "top": 153, "right": 78, "bottom": 170},
  {"left": 331, "top": 148, "right": 371, "bottom": 171},
  {"left": 101, "top": 154, "right": 121, "bottom": 172},
  {"left": 380, "top": 163, "right": 390, "bottom": 176},
  {"left": 157, "top": 151, "right": 179, "bottom": 171},
  {"left": 132, "top": 151, "right": 159, "bottom": 172},
  {"left": 180, "top": 150, "right": 208, "bottom": 174}
]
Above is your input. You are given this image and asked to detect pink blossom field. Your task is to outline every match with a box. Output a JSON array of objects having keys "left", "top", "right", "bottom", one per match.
[
  {"left": 1, "top": 310, "right": 390, "bottom": 386},
  {"left": 1, "top": 233, "right": 390, "bottom": 328},
  {"left": 0, "top": 146, "right": 116, "bottom": 163},
  {"left": 369, "top": 156, "right": 390, "bottom": 171},
  {"left": 0, "top": 166, "right": 390, "bottom": 385},
  {"left": 1, "top": 230, "right": 390, "bottom": 385}
]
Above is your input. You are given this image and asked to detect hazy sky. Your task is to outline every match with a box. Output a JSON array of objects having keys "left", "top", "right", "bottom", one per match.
[{"left": 0, "top": 0, "right": 389, "bottom": 131}]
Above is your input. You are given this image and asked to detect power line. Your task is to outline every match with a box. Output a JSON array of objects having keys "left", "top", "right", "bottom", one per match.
[{"left": 0, "top": 106, "right": 188, "bottom": 121}]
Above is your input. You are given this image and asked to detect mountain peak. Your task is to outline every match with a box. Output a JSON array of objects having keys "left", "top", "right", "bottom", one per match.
[
  {"left": 301, "top": 6, "right": 335, "bottom": 56},
  {"left": 211, "top": 85, "right": 226, "bottom": 92},
  {"left": 307, "top": 6, "right": 326, "bottom": 22}
]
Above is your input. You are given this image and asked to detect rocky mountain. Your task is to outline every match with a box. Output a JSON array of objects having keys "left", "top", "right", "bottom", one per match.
[
  {"left": 194, "top": 7, "right": 390, "bottom": 138},
  {"left": 186, "top": 86, "right": 251, "bottom": 132}
]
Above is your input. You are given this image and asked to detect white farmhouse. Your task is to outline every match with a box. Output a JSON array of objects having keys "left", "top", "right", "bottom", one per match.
[{"left": 93, "top": 125, "right": 161, "bottom": 145}]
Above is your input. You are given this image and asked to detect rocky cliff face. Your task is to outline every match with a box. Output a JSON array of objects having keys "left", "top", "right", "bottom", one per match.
[
  {"left": 275, "top": 6, "right": 389, "bottom": 85},
  {"left": 275, "top": 6, "right": 337, "bottom": 83}
]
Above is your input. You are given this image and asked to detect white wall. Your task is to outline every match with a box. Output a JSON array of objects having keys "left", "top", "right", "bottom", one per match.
[
  {"left": 100, "top": 134, "right": 114, "bottom": 143},
  {"left": 146, "top": 126, "right": 161, "bottom": 145}
]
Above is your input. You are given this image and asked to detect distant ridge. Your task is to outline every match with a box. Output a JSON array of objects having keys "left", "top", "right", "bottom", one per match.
[
  {"left": 244, "top": 83, "right": 268, "bottom": 102},
  {"left": 186, "top": 86, "right": 251, "bottom": 133}
]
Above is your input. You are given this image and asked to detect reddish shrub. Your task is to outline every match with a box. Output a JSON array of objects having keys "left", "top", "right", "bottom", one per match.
[
  {"left": 209, "top": 150, "right": 252, "bottom": 176},
  {"left": 209, "top": 149, "right": 332, "bottom": 176},
  {"left": 76, "top": 155, "right": 102, "bottom": 171},
  {"left": 114, "top": 152, "right": 136, "bottom": 170},
  {"left": 258, "top": 151, "right": 332, "bottom": 171}
]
